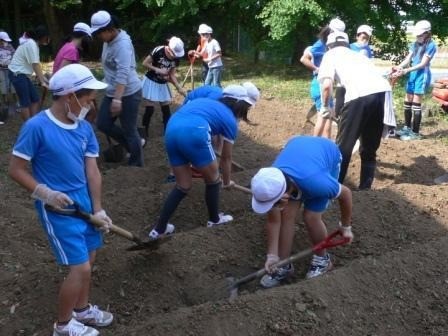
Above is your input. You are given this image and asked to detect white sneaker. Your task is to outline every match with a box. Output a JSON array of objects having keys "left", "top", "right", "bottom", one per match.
[
  {"left": 148, "top": 223, "right": 175, "bottom": 241},
  {"left": 53, "top": 318, "right": 99, "bottom": 336},
  {"left": 207, "top": 213, "right": 233, "bottom": 227},
  {"left": 305, "top": 254, "right": 333, "bottom": 279},
  {"left": 72, "top": 304, "right": 113, "bottom": 327},
  {"left": 260, "top": 264, "right": 294, "bottom": 288}
]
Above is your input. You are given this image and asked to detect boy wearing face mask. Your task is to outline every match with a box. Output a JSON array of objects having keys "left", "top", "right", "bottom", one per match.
[
  {"left": 9, "top": 64, "right": 114, "bottom": 336},
  {"left": 393, "top": 20, "right": 437, "bottom": 140}
]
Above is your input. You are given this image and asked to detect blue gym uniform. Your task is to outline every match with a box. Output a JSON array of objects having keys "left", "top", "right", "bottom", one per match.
[
  {"left": 165, "top": 98, "right": 237, "bottom": 167},
  {"left": 309, "top": 40, "right": 333, "bottom": 110},
  {"left": 183, "top": 85, "right": 222, "bottom": 104},
  {"left": 406, "top": 40, "right": 437, "bottom": 95},
  {"left": 12, "top": 110, "right": 102, "bottom": 265},
  {"left": 350, "top": 43, "right": 373, "bottom": 58},
  {"left": 273, "top": 136, "right": 342, "bottom": 212}
]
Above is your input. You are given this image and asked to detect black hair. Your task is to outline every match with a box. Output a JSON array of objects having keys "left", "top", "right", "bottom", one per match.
[
  {"left": 26, "top": 25, "right": 49, "bottom": 41},
  {"left": 52, "top": 88, "right": 94, "bottom": 101},
  {"left": 93, "top": 15, "right": 120, "bottom": 36},
  {"left": 219, "top": 96, "right": 252, "bottom": 123},
  {"left": 327, "top": 41, "right": 349, "bottom": 50},
  {"left": 318, "top": 25, "right": 332, "bottom": 44},
  {"left": 412, "top": 32, "right": 432, "bottom": 60}
]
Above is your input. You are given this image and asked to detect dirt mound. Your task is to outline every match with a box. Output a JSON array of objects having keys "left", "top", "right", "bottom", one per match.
[{"left": 1, "top": 95, "right": 448, "bottom": 336}]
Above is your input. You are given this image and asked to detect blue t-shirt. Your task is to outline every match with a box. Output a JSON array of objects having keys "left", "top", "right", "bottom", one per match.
[
  {"left": 183, "top": 85, "right": 223, "bottom": 104},
  {"left": 273, "top": 136, "right": 342, "bottom": 212},
  {"left": 310, "top": 39, "right": 326, "bottom": 70},
  {"left": 350, "top": 42, "right": 373, "bottom": 58},
  {"left": 410, "top": 40, "right": 437, "bottom": 69},
  {"left": 173, "top": 98, "right": 238, "bottom": 143},
  {"left": 12, "top": 110, "right": 99, "bottom": 192}
]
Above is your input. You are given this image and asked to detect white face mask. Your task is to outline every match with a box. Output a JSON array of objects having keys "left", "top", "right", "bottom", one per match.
[{"left": 71, "top": 94, "right": 91, "bottom": 121}]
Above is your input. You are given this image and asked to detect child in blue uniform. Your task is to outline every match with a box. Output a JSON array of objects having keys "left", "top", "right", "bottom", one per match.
[
  {"left": 147, "top": 84, "right": 259, "bottom": 240},
  {"left": 250, "top": 136, "right": 353, "bottom": 288},
  {"left": 350, "top": 25, "right": 373, "bottom": 59},
  {"left": 394, "top": 20, "right": 437, "bottom": 140},
  {"left": 9, "top": 64, "right": 113, "bottom": 336}
]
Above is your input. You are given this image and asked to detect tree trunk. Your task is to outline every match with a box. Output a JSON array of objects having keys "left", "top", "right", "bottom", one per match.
[
  {"left": 13, "top": 1, "right": 21, "bottom": 43},
  {"left": 41, "top": 0, "right": 63, "bottom": 55}
]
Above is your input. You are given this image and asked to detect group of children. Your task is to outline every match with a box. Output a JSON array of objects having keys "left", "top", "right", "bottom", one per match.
[{"left": 5, "top": 12, "right": 438, "bottom": 336}]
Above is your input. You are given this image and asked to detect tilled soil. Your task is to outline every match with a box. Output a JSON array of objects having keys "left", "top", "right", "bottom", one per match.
[{"left": 1, "top": 94, "right": 448, "bottom": 336}]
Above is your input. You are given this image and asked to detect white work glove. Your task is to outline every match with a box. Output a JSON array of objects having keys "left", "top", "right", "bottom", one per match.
[
  {"left": 92, "top": 210, "right": 112, "bottom": 233},
  {"left": 222, "top": 180, "right": 235, "bottom": 190},
  {"left": 338, "top": 222, "right": 354, "bottom": 243},
  {"left": 319, "top": 107, "right": 331, "bottom": 119},
  {"left": 31, "top": 184, "right": 73, "bottom": 209},
  {"left": 264, "top": 253, "right": 280, "bottom": 273}
]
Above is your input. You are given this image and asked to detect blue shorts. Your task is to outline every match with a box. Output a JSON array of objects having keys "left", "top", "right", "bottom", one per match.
[
  {"left": 8, "top": 71, "right": 39, "bottom": 108},
  {"left": 310, "top": 76, "right": 334, "bottom": 110},
  {"left": 302, "top": 156, "right": 341, "bottom": 212},
  {"left": 165, "top": 115, "right": 216, "bottom": 167},
  {"left": 406, "top": 70, "right": 431, "bottom": 95},
  {"left": 35, "top": 186, "right": 103, "bottom": 266}
]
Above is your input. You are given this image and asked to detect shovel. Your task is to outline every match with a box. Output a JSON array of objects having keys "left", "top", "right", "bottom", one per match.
[
  {"left": 44, "top": 203, "right": 170, "bottom": 251},
  {"left": 222, "top": 230, "right": 349, "bottom": 300}
]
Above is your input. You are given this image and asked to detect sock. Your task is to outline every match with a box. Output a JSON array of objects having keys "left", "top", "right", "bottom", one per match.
[
  {"left": 412, "top": 102, "right": 422, "bottom": 134},
  {"left": 403, "top": 101, "right": 412, "bottom": 128},
  {"left": 56, "top": 320, "right": 71, "bottom": 327},
  {"left": 156, "top": 187, "right": 187, "bottom": 234},
  {"left": 74, "top": 305, "right": 90, "bottom": 317},
  {"left": 205, "top": 181, "right": 220, "bottom": 223},
  {"left": 142, "top": 106, "right": 154, "bottom": 134},
  {"left": 161, "top": 105, "right": 171, "bottom": 132}
]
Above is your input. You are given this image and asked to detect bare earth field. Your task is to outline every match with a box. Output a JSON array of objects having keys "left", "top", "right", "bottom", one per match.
[{"left": 1, "top": 91, "right": 448, "bottom": 336}]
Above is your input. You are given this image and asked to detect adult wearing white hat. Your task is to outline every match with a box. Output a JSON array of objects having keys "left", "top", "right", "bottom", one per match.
[
  {"left": 318, "top": 31, "right": 391, "bottom": 189},
  {"left": 9, "top": 63, "right": 113, "bottom": 336},
  {"left": 140, "top": 35, "right": 186, "bottom": 146},
  {"left": 90, "top": 10, "right": 143, "bottom": 166},
  {"left": 52, "top": 22, "right": 92, "bottom": 74},
  {"left": 146, "top": 84, "right": 259, "bottom": 241},
  {"left": 251, "top": 136, "right": 353, "bottom": 288},
  {"left": 393, "top": 19, "right": 437, "bottom": 141}
]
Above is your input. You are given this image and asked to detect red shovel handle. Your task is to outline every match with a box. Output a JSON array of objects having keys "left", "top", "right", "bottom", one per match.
[{"left": 312, "top": 230, "right": 349, "bottom": 253}]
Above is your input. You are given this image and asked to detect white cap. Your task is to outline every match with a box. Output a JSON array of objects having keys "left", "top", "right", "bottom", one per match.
[
  {"left": 222, "top": 84, "right": 252, "bottom": 104},
  {"left": 168, "top": 36, "right": 185, "bottom": 58},
  {"left": 73, "top": 22, "right": 92, "bottom": 37},
  {"left": 242, "top": 82, "right": 260, "bottom": 106},
  {"left": 50, "top": 64, "right": 108, "bottom": 96},
  {"left": 326, "top": 31, "right": 349, "bottom": 45},
  {"left": 90, "top": 10, "right": 112, "bottom": 33},
  {"left": 414, "top": 20, "right": 431, "bottom": 36},
  {"left": 251, "top": 167, "right": 287, "bottom": 214},
  {"left": 329, "top": 18, "right": 345, "bottom": 32},
  {"left": 198, "top": 24, "right": 213, "bottom": 34},
  {"left": 0, "top": 31, "right": 12, "bottom": 42},
  {"left": 357, "top": 24, "right": 373, "bottom": 36}
]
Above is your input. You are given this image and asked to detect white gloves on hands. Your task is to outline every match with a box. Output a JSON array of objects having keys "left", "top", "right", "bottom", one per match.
[
  {"left": 222, "top": 180, "right": 235, "bottom": 190},
  {"left": 31, "top": 184, "right": 73, "bottom": 209},
  {"left": 265, "top": 253, "right": 280, "bottom": 273},
  {"left": 93, "top": 210, "right": 112, "bottom": 233},
  {"left": 339, "top": 222, "right": 354, "bottom": 243}
]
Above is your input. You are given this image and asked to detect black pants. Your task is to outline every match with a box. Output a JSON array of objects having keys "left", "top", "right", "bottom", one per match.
[
  {"left": 334, "top": 86, "right": 346, "bottom": 119},
  {"left": 336, "top": 92, "right": 385, "bottom": 183}
]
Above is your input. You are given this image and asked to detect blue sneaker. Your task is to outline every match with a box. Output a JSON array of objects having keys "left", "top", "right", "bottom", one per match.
[
  {"left": 400, "top": 131, "right": 421, "bottom": 141},
  {"left": 260, "top": 264, "right": 294, "bottom": 288},
  {"left": 396, "top": 126, "right": 411, "bottom": 137}
]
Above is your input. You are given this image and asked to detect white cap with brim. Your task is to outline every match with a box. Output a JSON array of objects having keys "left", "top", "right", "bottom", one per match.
[
  {"left": 222, "top": 84, "right": 252, "bottom": 104},
  {"left": 198, "top": 24, "right": 213, "bottom": 34},
  {"left": 73, "top": 22, "right": 92, "bottom": 37},
  {"left": 357, "top": 24, "right": 373, "bottom": 36},
  {"left": 251, "top": 167, "right": 287, "bottom": 214},
  {"left": 326, "top": 31, "right": 349, "bottom": 45},
  {"left": 90, "top": 10, "right": 112, "bottom": 34},
  {"left": 168, "top": 36, "right": 185, "bottom": 58},
  {"left": 329, "top": 18, "right": 345, "bottom": 32},
  {"left": 50, "top": 64, "right": 107, "bottom": 96},
  {"left": 0, "top": 31, "right": 12, "bottom": 42},
  {"left": 242, "top": 82, "right": 260, "bottom": 106},
  {"left": 413, "top": 20, "right": 431, "bottom": 36}
]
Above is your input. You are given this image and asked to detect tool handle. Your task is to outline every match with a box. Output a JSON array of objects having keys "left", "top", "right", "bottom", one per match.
[{"left": 232, "top": 183, "right": 252, "bottom": 194}]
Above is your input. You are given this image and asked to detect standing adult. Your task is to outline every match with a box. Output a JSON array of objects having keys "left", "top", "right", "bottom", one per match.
[
  {"left": 146, "top": 84, "right": 259, "bottom": 240},
  {"left": 8, "top": 25, "right": 50, "bottom": 121},
  {"left": 91, "top": 10, "right": 143, "bottom": 166},
  {"left": 251, "top": 136, "right": 353, "bottom": 288},
  {"left": 318, "top": 31, "right": 391, "bottom": 189},
  {"left": 9, "top": 64, "right": 113, "bottom": 336},
  {"left": 53, "top": 23, "right": 92, "bottom": 74}
]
